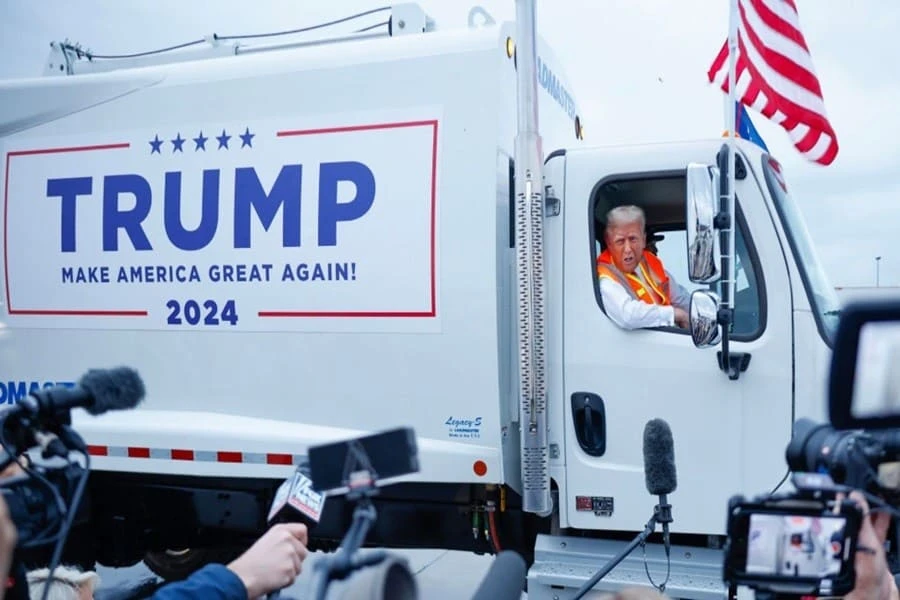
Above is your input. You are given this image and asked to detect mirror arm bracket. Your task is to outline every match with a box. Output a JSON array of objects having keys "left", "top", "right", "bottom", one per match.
[
  {"left": 716, "top": 307, "right": 750, "bottom": 381},
  {"left": 718, "top": 351, "right": 752, "bottom": 381},
  {"left": 717, "top": 307, "right": 734, "bottom": 326},
  {"left": 714, "top": 211, "right": 731, "bottom": 230}
]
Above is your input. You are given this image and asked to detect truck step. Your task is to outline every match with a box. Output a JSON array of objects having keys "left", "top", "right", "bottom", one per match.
[{"left": 526, "top": 533, "right": 728, "bottom": 600}]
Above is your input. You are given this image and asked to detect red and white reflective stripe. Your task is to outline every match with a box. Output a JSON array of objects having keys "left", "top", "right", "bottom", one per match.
[{"left": 87, "top": 445, "right": 304, "bottom": 465}]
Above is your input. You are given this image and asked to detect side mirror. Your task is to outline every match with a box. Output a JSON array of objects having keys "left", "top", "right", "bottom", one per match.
[
  {"left": 829, "top": 299, "right": 900, "bottom": 430},
  {"left": 685, "top": 163, "right": 722, "bottom": 284},
  {"left": 689, "top": 290, "right": 722, "bottom": 349}
]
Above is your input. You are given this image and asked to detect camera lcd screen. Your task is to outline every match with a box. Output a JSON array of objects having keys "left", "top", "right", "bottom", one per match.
[
  {"left": 745, "top": 513, "right": 848, "bottom": 578},
  {"left": 851, "top": 321, "right": 900, "bottom": 419}
]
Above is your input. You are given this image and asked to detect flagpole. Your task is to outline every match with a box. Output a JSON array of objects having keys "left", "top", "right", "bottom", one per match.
[{"left": 725, "top": 0, "right": 738, "bottom": 314}]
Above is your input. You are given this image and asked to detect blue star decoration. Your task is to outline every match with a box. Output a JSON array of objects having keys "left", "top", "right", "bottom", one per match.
[
  {"left": 193, "top": 131, "right": 208, "bottom": 151},
  {"left": 239, "top": 127, "right": 255, "bottom": 148},
  {"left": 171, "top": 133, "right": 185, "bottom": 153},
  {"left": 216, "top": 129, "right": 231, "bottom": 150},
  {"left": 149, "top": 135, "right": 163, "bottom": 154}
]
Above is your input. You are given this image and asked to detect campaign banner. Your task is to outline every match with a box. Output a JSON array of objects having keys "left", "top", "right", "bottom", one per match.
[{"left": 1, "top": 110, "right": 441, "bottom": 332}]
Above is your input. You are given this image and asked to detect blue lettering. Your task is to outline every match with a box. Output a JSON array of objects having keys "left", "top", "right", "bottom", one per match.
[
  {"left": 234, "top": 165, "right": 302, "bottom": 248},
  {"left": 0, "top": 381, "right": 77, "bottom": 404},
  {"left": 47, "top": 177, "right": 92, "bottom": 253},
  {"left": 103, "top": 174, "right": 153, "bottom": 251},
  {"left": 61, "top": 266, "right": 109, "bottom": 283},
  {"left": 537, "top": 57, "right": 576, "bottom": 120},
  {"left": 4, "top": 381, "right": 26, "bottom": 404},
  {"left": 318, "top": 161, "right": 375, "bottom": 247},
  {"left": 445, "top": 416, "right": 483, "bottom": 428},
  {"left": 165, "top": 170, "right": 220, "bottom": 251}
]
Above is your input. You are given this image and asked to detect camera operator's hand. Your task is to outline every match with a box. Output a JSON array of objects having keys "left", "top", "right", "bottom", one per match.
[
  {"left": 845, "top": 491, "right": 899, "bottom": 600},
  {"left": 226, "top": 523, "right": 309, "bottom": 599}
]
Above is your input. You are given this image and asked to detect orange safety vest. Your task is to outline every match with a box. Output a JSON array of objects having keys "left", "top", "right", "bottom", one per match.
[{"left": 596, "top": 249, "right": 671, "bottom": 305}]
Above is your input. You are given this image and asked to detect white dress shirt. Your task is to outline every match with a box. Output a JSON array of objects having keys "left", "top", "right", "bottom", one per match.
[{"left": 599, "top": 269, "right": 691, "bottom": 330}]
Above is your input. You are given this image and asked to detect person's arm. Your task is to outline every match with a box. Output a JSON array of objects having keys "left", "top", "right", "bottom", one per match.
[
  {"left": 600, "top": 278, "right": 675, "bottom": 330},
  {"left": 151, "top": 523, "right": 309, "bottom": 600},
  {"left": 666, "top": 270, "right": 692, "bottom": 312},
  {"left": 151, "top": 564, "right": 247, "bottom": 600}
]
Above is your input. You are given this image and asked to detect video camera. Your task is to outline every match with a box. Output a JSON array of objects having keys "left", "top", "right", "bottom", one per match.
[
  {"left": 0, "top": 366, "right": 145, "bottom": 600},
  {"left": 723, "top": 299, "right": 900, "bottom": 598}
]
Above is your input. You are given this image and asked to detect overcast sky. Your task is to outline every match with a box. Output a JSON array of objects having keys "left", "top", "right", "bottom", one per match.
[{"left": 1, "top": 1, "right": 898, "bottom": 288}]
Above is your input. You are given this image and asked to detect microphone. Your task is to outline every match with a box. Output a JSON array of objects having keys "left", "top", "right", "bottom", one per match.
[
  {"left": 0, "top": 367, "right": 145, "bottom": 461},
  {"left": 10, "top": 366, "right": 146, "bottom": 420},
  {"left": 643, "top": 418, "right": 677, "bottom": 556},
  {"left": 267, "top": 465, "right": 326, "bottom": 528},
  {"left": 470, "top": 551, "right": 527, "bottom": 600},
  {"left": 265, "top": 466, "right": 326, "bottom": 600}
]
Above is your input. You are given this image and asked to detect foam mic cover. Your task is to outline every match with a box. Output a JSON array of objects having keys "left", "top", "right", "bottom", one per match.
[
  {"left": 643, "top": 418, "right": 677, "bottom": 496},
  {"left": 470, "top": 551, "right": 527, "bottom": 600},
  {"left": 267, "top": 465, "right": 326, "bottom": 528},
  {"left": 20, "top": 366, "right": 146, "bottom": 419},
  {"left": 79, "top": 367, "right": 146, "bottom": 414}
]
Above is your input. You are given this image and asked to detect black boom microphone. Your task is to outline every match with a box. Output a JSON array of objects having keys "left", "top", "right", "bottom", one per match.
[
  {"left": 643, "top": 418, "right": 677, "bottom": 555},
  {"left": 0, "top": 367, "right": 146, "bottom": 464},
  {"left": 0, "top": 367, "right": 145, "bottom": 600},
  {"left": 571, "top": 418, "right": 678, "bottom": 600},
  {"left": 17, "top": 366, "right": 146, "bottom": 419}
]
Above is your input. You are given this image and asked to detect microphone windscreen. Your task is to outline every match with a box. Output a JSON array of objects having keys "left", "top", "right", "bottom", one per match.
[
  {"left": 643, "top": 418, "right": 677, "bottom": 496},
  {"left": 79, "top": 367, "right": 146, "bottom": 415},
  {"left": 470, "top": 551, "right": 527, "bottom": 600}
]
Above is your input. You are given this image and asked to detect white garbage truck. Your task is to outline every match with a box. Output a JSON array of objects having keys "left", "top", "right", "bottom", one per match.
[{"left": 0, "top": 3, "right": 841, "bottom": 597}]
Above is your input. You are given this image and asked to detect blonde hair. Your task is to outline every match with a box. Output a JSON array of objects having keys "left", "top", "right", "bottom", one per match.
[{"left": 27, "top": 566, "right": 100, "bottom": 600}]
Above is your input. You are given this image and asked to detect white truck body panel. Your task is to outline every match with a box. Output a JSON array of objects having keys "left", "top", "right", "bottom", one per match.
[{"left": 0, "top": 20, "right": 582, "bottom": 488}]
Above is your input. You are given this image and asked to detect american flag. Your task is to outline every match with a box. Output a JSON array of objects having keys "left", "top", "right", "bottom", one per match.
[{"left": 707, "top": 0, "right": 838, "bottom": 166}]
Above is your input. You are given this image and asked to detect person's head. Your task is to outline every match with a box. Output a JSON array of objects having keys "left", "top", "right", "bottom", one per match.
[
  {"left": 603, "top": 205, "right": 647, "bottom": 274},
  {"left": 27, "top": 566, "right": 100, "bottom": 600}
]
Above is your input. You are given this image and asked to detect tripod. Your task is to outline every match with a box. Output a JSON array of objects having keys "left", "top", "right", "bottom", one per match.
[{"left": 571, "top": 501, "right": 673, "bottom": 600}]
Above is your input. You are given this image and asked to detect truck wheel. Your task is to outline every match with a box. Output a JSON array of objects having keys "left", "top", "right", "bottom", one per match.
[{"left": 144, "top": 546, "right": 243, "bottom": 581}]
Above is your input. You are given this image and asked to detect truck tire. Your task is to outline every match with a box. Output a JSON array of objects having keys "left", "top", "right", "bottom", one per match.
[{"left": 144, "top": 546, "right": 244, "bottom": 581}]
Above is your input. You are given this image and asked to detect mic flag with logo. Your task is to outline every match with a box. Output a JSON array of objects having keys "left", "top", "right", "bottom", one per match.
[{"left": 708, "top": 0, "right": 838, "bottom": 166}]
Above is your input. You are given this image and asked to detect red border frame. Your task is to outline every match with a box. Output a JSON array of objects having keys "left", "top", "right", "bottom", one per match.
[
  {"left": 3, "top": 142, "right": 147, "bottom": 316},
  {"left": 262, "top": 119, "right": 439, "bottom": 318},
  {"left": 3, "top": 120, "right": 439, "bottom": 320}
]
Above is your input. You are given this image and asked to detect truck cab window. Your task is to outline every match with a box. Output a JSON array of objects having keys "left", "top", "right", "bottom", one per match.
[{"left": 591, "top": 175, "right": 765, "bottom": 339}]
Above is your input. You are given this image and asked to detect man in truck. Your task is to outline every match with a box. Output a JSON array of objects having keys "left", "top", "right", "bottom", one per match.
[{"left": 596, "top": 205, "right": 691, "bottom": 330}]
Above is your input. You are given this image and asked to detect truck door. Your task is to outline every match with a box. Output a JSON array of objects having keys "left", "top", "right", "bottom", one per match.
[{"left": 558, "top": 145, "right": 794, "bottom": 535}]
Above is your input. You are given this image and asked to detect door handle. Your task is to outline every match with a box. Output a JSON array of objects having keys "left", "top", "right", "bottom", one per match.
[{"left": 571, "top": 392, "right": 606, "bottom": 457}]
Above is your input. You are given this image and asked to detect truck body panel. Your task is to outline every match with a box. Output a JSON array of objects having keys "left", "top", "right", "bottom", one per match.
[{"left": 0, "top": 21, "right": 581, "bottom": 490}]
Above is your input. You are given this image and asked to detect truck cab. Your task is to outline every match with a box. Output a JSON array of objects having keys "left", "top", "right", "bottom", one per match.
[
  {"left": 541, "top": 138, "right": 838, "bottom": 536},
  {"left": 523, "top": 138, "right": 840, "bottom": 596}
]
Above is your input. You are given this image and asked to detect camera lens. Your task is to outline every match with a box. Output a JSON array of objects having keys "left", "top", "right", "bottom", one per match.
[{"left": 785, "top": 418, "right": 843, "bottom": 475}]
